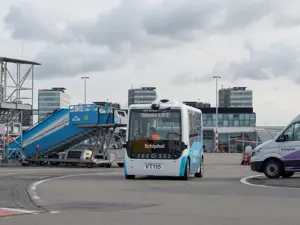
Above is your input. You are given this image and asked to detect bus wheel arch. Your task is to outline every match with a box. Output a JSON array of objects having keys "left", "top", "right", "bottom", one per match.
[
  {"left": 182, "top": 157, "right": 190, "bottom": 180},
  {"left": 187, "top": 157, "right": 191, "bottom": 174},
  {"left": 195, "top": 155, "right": 203, "bottom": 178},
  {"left": 125, "top": 175, "right": 135, "bottom": 180}
]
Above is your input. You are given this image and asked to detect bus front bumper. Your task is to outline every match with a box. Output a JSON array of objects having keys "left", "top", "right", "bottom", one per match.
[{"left": 125, "top": 159, "right": 184, "bottom": 177}]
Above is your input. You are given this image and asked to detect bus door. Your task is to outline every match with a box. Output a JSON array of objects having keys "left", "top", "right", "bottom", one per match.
[{"left": 188, "top": 110, "right": 202, "bottom": 173}]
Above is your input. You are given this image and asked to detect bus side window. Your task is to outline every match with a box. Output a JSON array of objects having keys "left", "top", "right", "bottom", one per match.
[
  {"left": 198, "top": 113, "right": 202, "bottom": 140},
  {"left": 188, "top": 110, "right": 202, "bottom": 146}
]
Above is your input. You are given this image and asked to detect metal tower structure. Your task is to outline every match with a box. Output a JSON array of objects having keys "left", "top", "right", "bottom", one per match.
[{"left": 0, "top": 56, "right": 41, "bottom": 161}]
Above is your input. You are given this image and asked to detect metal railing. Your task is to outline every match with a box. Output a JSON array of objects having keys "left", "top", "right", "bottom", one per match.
[
  {"left": 39, "top": 127, "right": 99, "bottom": 155},
  {"left": 25, "top": 109, "right": 65, "bottom": 132},
  {"left": 22, "top": 119, "right": 69, "bottom": 147}
]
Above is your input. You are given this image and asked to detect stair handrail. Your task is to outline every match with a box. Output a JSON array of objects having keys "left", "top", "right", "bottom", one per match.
[
  {"left": 24, "top": 105, "right": 117, "bottom": 155},
  {"left": 24, "top": 108, "right": 66, "bottom": 133},
  {"left": 23, "top": 113, "right": 70, "bottom": 144},
  {"left": 19, "top": 119, "right": 69, "bottom": 147},
  {"left": 39, "top": 127, "right": 98, "bottom": 154}
]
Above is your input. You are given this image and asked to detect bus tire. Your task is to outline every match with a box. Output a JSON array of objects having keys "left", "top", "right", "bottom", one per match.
[
  {"left": 195, "top": 157, "right": 204, "bottom": 178},
  {"left": 182, "top": 158, "right": 190, "bottom": 180},
  {"left": 105, "top": 163, "right": 112, "bottom": 168},
  {"left": 117, "top": 163, "right": 124, "bottom": 168},
  {"left": 125, "top": 175, "right": 135, "bottom": 179}
]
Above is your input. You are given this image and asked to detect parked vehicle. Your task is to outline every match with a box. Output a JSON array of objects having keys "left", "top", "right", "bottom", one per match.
[{"left": 250, "top": 114, "right": 300, "bottom": 178}]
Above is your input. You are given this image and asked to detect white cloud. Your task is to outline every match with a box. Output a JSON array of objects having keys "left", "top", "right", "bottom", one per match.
[{"left": 1, "top": 0, "right": 300, "bottom": 126}]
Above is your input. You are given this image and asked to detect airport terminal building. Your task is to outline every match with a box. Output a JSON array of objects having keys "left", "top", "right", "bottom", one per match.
[{"left": 183, "top": 102, "right": 281, "bottom": 153}]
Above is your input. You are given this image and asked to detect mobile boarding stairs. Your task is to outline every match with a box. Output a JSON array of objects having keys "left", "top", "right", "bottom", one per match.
[{"left": 8, "top": 104, "right": 127, "bottom": 167}]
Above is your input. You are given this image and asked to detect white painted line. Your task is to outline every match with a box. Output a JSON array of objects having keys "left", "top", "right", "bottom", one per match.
[
  {"left": 14, "top": 176, "right": 50, "bottom": 179},
  {"left": 0, "top": 168, "right": 96, "bottom": 177},
  {"left": 240, "top": 174, "right": 300, "bottom": 190},
  {"left": 49, "top": 211, "right": 60, "bottom": 214},
  {"left": 0, "top": 207, "right": 40, "bottom": 214},
  {"left": 28, "top": 171, "right": 123, "bottom": 208}
]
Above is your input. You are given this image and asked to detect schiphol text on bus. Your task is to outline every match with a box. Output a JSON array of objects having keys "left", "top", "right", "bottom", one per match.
[{"left": 123, "top": 99, "right": 204, "bottom": 180}]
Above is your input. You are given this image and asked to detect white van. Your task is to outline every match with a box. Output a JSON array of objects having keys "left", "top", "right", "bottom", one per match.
[{"left": 250, "top": 114, "right": 300, "bottom": 178}]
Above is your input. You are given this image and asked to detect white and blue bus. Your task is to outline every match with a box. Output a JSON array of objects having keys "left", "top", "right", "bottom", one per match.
[{"left": 124, "top": 99, "right": 204, "bottom": 180}]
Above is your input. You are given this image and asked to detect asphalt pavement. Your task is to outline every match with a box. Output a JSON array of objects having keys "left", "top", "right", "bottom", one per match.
[
  {"left": 1, "top": 154, "right": 300, "bottom": 225},
  {"left": 246, "top": 174, "right": 300, "bottom": 188}
]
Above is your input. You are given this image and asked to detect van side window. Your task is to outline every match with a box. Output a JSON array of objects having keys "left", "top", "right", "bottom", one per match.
[
  {"left": 293, "top": 122, "right": 300, "bottom": 141},
  {"left": 283, "top": 122, "right": 300, "bottom": 141},
  {"left": 283, "top": 124, "right": 294, "bottom": 141}
]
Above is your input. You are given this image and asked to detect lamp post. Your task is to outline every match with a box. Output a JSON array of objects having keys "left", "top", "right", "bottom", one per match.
[
  {"left": 213, "top": 76, "right": 221, "bottom": 153},
  {"left": 81, "top": 76, "right": 89, "bottom": 104}
]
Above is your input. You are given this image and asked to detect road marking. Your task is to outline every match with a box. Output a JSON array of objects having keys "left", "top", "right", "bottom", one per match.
[
  {"left": 49, "top": 211, "right": 60, "bottom": 214},
  {"left": 27, "top": 171, "right": 123, "bottom": 210},
  {"left": 0, "top": 207, "right": 40, "bottom": 214},
  {"left": 14, "top": 175, "right": 50, "bottom": 179},
  {"left": 0, "top": 207, "right": 41, "bottom": 217},
  {"left": 0, "top": 168, "right": 95, "bottom": 177},
  {"left": 240, "top": 174, "right": 300, "bottom": 190}
]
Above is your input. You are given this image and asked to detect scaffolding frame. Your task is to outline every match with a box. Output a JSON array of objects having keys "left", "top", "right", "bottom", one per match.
[
  {"left": 0, "top": 57, "right": 41, "bottom": 162},
  {"left": 0, "top": 57, "right": 40, "bottom": 105}
]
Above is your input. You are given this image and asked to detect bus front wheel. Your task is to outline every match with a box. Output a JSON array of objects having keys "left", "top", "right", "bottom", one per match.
[
  {"left": 118, "top": 163, "right": 124, "bottom": 168},
  {"left": 182, "top": 159, "right": 190, "bottom": 180},
  {"left": 125, "top": 175, "right": 135, "bottom": 180},
  {"left": 195, "top": 157, "right": 204, "bottom": 178}
]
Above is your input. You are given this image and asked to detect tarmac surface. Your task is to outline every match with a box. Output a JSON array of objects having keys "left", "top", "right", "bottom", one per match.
[
  {"left": 0, "top": 154, "right": 300, "bottom": 225},
  {"left": 246, "top": 174, "right": 300, "bottom": 189}
]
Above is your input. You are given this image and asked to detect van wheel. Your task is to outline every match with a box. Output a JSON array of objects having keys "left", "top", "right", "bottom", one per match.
[
  {"left": 105, "top": 163, "right": 112, "bottom": 168},
  {"left": 117, "top": 163, "right": 124, "bottom": 168},
  {"left": 195, "top": 157, "right": 204, "bottom": 177},
  {"left": 125, "top": 175, "right": 135, "bottom": 179},
  {"left": 282, "top": 171, "right": 294, "bottom": 178},
  {"left": 263, "top": 160, "right": 282, "bottom": 179}
]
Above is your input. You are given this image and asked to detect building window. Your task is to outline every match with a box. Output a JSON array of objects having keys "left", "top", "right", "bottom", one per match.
[
  {"left": 38, "top": 92, "right": 60, "bottom": 97},
  {"left": 223, "top": 120, "right": 229, "bottom": 126},
  {"left": 233, "top": 120, "right": 239, "bottom": 126}
]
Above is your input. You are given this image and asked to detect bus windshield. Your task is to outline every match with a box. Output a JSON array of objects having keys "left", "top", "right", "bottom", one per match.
[
  {"left": 127, "top": 108, "right": 184, "bottom": 160},
  {"left": 128, "top": 109, "right": 181, "bottom": 141}
]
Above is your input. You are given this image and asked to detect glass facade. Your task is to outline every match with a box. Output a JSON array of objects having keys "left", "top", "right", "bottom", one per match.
[
  {"left": 219, "top": 87, "right": 253, "bottom": 108},
  {"left": 203, "top": 113, "right": 256, "bottom": 127},
  {"left": 203, "top": 130, "right": 261, "bottom": 153},
  {"left": 184, "top": 100, "right": 260, "bottom": 153},
  {"left": 217, "top": 132, "right": 260, "bottom": 153},
  {"left": 38, "top": 89, "right": 70, "bottom": 121},
  {"left": 128, "top": 87, "right": 157, "bottom": 106}
]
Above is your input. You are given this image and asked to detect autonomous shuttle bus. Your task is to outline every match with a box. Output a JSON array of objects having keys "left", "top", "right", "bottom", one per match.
[{"left": 124, "top": 99, "right": 204, "bottom": 180}]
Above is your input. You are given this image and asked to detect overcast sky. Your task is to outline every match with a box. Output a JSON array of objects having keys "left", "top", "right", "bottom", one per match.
[{"left": 1, "top": 0, "right": 300, "bottom": 126}]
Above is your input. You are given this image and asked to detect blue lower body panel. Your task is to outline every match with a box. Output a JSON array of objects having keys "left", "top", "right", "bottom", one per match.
[{"left": 179, "top": 155, "right": 188, "bottom": 176}]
